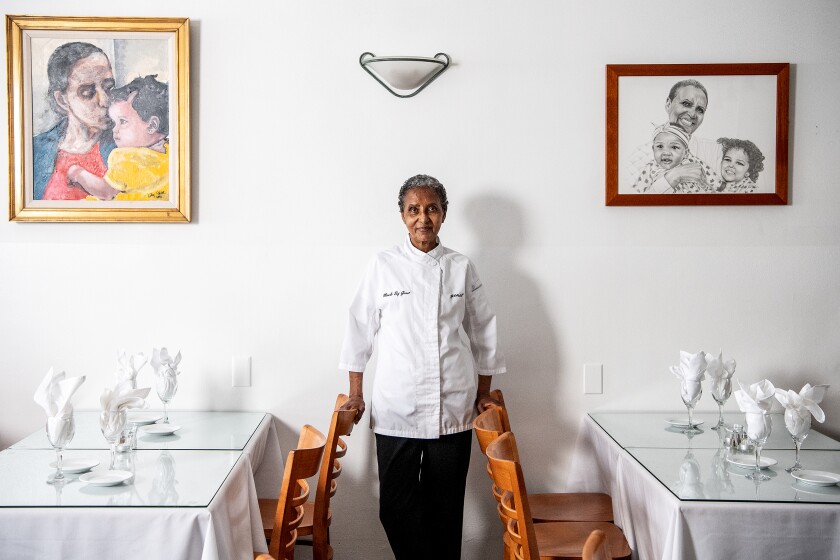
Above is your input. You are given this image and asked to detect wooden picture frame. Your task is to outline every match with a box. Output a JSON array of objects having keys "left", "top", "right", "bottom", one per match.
[
  {"left": 7, "top": 15, "right": 190, "bottom": 222},
  {"left": 606, "top": 63, "right": 789, "bottom": 206}
]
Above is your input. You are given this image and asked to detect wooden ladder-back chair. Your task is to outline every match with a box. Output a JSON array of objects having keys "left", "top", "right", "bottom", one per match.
[
  {"left": 260, "top": 395, "right": 356, "bottom": 560},
  {"left": 582, "top": 530, "right": 612, "bottom": 560},
  {"left": 485, "top": 432, "right": 631, "bottom": 560},
  {"left": 259, "top": 424, "right": 326, "bottom": 560},
  {"left": 484, "top": 390, "right": 614, "bottom": 524}
]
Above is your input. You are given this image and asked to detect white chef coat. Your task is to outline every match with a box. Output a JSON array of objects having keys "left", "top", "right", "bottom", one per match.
[{"left": 339, "top": 235, "right": 506, "bottom": 439}]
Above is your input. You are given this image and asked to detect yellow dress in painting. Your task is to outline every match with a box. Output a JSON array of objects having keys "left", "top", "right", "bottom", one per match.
[{"left": 104, "top": 143, "right": 169, "bottom": 201}]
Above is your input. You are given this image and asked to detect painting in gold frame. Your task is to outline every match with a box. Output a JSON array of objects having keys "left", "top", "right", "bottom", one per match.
[
  {"left": 7, "top": 15, "right": 190, "bottom": 222},
  {"left": 606, "top": 63, "right": 789, "bottom": 206}
]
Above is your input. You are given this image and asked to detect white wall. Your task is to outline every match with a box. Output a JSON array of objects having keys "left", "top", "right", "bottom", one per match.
[{"left": 2, "top": 1, "right": 839, "bottom": 558}]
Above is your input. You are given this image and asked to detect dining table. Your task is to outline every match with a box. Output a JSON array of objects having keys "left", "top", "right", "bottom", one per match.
[
  {"left": 566, "top": 411, "right": 840, "bottom": 560},
  {"left": 0, "top": 410, "right": 283, "bottom": 560}
]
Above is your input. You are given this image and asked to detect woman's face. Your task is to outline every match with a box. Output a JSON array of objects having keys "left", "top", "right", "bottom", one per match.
[
  {"left": 721, "top": 147, "right": 750, "bottom": 183},
  {"left": 665, "top": 85, "right": 707, "bottom": 136},
  {"left": 401, "top": 187, "right": 445, "bottom": 252},
  {"left": 54, "top": 52, "right": 115, "bottom": 132}
]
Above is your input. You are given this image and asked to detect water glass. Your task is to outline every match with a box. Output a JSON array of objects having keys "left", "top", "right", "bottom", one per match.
[
  {"left": 681, "top": 387, "right": 703, "bottom": 435},
  {"left": 46, "top": 415, "right": 75, "bottom": 484},
  {"left": 745, "top": 413, "right": 772, "bottom": 481},
  {"left": 711, "top": 378, "right": 732, "bottom": 431},
  {"left": 156, "top": 371, "right": 178, "bottom": 424},
  {"left": 785, "top": 412, "right": 811, "bottom": 473},
  {"left": 100, "top": 409, "right": 127, "bottom": 469}
]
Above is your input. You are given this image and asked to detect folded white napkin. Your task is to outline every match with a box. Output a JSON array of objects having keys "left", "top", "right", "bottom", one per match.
[
  {"left": 151, "top": 347, "right": 181, "bottom": 378},
  {"left": 775, "top": 383, "right": 829, "bottom": 437},
  {"left": 34, "top": 367, "right": 86, "bottom": 419},
  {"left": 100, "top": 380, "right": 151, "bottom": 413},
  {"left": 116, "top": 350, "right": 148, "bottom": 387},
  {"left": 733, "top": 379, "right": 776, "bottom": 441},
  {"left": 670, "top": 350, "right": 707, "bottom": 404},
  {"left": 704, "top": 351, "right": 736, "bottom": 398},
  {"left": 34, "top": 368, "right": 86, "bottom": 445}
]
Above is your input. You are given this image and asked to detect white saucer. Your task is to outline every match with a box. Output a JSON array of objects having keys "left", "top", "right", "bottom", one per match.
[
  {"left": 726, "top": 454, "right": 777, "bottom": 469},
  {"left": 665, "top": 418, "right": 704, "bottom": 428},
  {"left": 141, "top": 424, "right": 181, "bottom": 436},
  {"left": 49, "top": 458, "right": 99, "bottom": 474},
  {"left": 127, "top": 412, "right": 163, "bottom": 426},
  {"left": 79, "top": 470, "right": 133, "bottom": 487},
  {"left": 791, "top": 470, "right": 840, "bottom": 486}
]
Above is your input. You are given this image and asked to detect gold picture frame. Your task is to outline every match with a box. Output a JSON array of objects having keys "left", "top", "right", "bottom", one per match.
[
  {"left": 7, "top": 15, "right": 190, "bottom": 222},
  {"left": 606, "top": 63, "right": 789, "bottom": 206}
]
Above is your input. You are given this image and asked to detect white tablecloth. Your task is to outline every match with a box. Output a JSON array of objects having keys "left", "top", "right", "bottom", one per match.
[
  {"left": 0, "top": 413, "right": 283, "bottom": 560},
  {"left": 567, "top": 415, "right": 840, "bottom": 560}
]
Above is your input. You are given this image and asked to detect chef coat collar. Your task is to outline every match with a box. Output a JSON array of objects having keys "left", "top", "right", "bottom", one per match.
[{"left": 403, "top": 233, "right": 444, "bottom": 264}]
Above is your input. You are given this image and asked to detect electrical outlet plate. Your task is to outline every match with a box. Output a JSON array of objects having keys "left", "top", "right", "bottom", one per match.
[
  {"left": 232, "top": 356, "right": 251, "bottom": 387},
  {"left": 584, "top": 363, "right": 603, "bottom": 394}
]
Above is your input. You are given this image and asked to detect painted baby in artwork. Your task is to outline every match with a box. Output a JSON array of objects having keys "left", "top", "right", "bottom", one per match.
[{"left": 68, "top": 75, "right": 169, "bottom": 201}]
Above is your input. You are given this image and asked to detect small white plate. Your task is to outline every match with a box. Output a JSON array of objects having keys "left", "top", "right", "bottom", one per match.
[
  {"left": 127, "top": 412, "right": 163, "bottom": 426},
  {"left": 141, "top": 424, "right": 181, "bottom": 436},
  {"left": 726, "top": 454, "right": 777, "bottom": 469},
  {"left": 791, "top": 470, "right": 840, "bottom": 486},
  {"left": 49, "top": 458, "right": 99, "bottom": 474},
  {"left": 664, "top": 418, "right": 704, "bottom": 428},
  {"left": 79, "top": 470, "right": 133, "bottom": 487}
]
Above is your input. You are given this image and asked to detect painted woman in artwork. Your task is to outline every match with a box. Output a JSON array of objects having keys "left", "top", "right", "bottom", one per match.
[
  {"left": 67, "top": 75, "right": 169, "bottom": 201},
  {"left": 33, "top": 42, "right": 116, "bottom": 200}
]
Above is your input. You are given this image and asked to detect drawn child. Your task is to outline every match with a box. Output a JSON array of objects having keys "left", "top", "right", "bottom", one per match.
[
  {"left": 68, "top": 75, "right": 169, "bottom": 201},
  {"left": 716, "top": 137, "right": 765, "bottom": 193},
  {"left": 632, "top": 123, "right": 718, "bottom": 193}
]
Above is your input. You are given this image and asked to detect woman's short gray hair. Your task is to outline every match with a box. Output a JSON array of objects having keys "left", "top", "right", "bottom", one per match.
[{"left": 398, "top": 174, "right": 448, "bottom": 214}]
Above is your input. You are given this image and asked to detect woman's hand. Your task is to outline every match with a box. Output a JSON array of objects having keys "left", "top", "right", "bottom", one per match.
[
  {"left": 475, "top": 374, "right": 499, "bottom": 412},
  {"left": 341, "top": 395, "right": 365, "bottom": 424},
  {"left": 664, "top": 162, "right": 704, "bottom": 187},
  {"left": 343, "top": 372, "right": 365, "bottom": 424},
  {"left": 475, "top": 393, "right": 501, "bottom": 412}
]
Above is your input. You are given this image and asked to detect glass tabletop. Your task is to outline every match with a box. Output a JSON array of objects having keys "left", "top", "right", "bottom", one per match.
[
  {"left": 589, "top": 411, "right": 840, "bottom": 451},
  {"left": 0, "top": 448, "right": 241, "bottom": 507},
  {"left": 628, "top": 446, "right": 840, "bottom": 504},
  {"left": 11, "top": 411, "right": 267, "bottom": 451}
]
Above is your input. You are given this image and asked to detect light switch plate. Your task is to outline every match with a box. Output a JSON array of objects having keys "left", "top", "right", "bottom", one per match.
[
  {"left": 584, "top": 363, "right": 603, "bottom": 394},
  {"left": 232, "top": 355, "right": 251, "bottom": 387}
]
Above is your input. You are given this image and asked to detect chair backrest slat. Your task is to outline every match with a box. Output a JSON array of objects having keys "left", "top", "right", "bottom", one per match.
[
  {"left": 310, "top": 394, "right": 357, "bottom": 559},
  {"left": 486, "top": 432, "right": 540, "bottom": 560},
  {"left": 269, "top": 424, "right": 326, "bottom": 560}
]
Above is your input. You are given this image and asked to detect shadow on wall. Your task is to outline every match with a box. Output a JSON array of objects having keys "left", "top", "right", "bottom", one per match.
[{"left": 463, "top": 192, "right": 563, "bottom": 507}]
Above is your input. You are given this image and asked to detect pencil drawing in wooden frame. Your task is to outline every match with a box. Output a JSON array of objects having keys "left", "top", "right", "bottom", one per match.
[
  {"left": 606, "top": 63, "right": 789, "bottom": 206},
  {"left": 7, "top": 15, "right": 190, "bottom": 222}
]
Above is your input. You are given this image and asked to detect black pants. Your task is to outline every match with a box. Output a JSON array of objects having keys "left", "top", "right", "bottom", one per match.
[{"left": 375, "top": 430, "right": 472, "bottom": 560}]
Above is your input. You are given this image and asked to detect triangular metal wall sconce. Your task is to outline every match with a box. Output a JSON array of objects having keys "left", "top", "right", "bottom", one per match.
[{"left": 359, "top": 52, "right": 451, "bottom": 98}]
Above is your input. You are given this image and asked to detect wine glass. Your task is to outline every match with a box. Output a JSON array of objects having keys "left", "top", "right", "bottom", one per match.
[
  {"left": 100, "top": 409, "right": 127, "bottom": 469},
  {"left": 155, "top": 370, "right": 178, "bottom": 424},
  {"left": 46, "top": 414, "right": 75, "bottom": 484},
  {"left": 681, "top": 385, "right": 703, "bottom": 435},
  {"left": 711, "top": 378, "right": 732, "bottom": 431},
  {"left": 745, "top": 412, "right": 772, "bottom": 481},
  {"left": 785, "top": 411, "right": 811, "bottom": 473}
]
